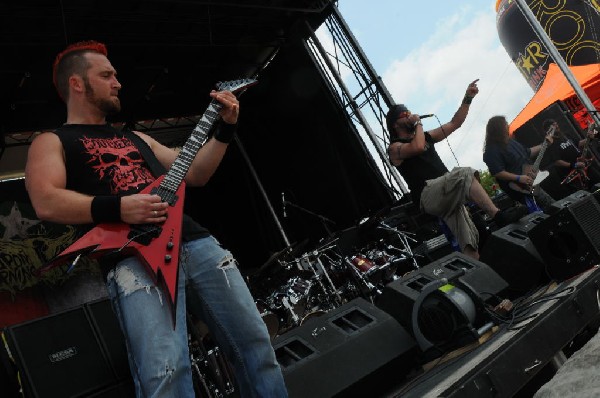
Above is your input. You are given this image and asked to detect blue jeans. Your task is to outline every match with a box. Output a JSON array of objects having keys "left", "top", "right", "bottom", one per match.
[{"left": 106, "top": 235, "right": 287, "bottom": 397}]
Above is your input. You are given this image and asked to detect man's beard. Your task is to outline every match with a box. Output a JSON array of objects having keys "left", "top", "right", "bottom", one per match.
[{"left": 84, "top": 79, "right": 121, "bottom": 115}]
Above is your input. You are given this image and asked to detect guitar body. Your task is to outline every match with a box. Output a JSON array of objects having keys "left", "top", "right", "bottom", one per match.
[
  {"left": 507, "top": 126, "right": 556, "bottom": 195},
  {"left": 507, "top": 163, "right": 549, "bottom": 194},
  {"left": 46, "top": 176, "right": 185, "bottom": 318},
  {"left": 562, "top": 156, "right": 593, "bottom": 189}
]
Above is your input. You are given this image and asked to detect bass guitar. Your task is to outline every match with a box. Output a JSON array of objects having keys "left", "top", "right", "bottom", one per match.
[
  {"left": 508, "top": 124, "right": 556, "bottom": 194},
  {"left": 41, "top": 78, "right": 257, "bottom": 323},
  {"left": 561, "top": 123, "right": 598, "bottom": 189}
]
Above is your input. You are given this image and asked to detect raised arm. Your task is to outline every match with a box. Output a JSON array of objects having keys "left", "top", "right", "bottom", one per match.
[
  {"left": 142, "top": 89, "right": 240, "bottom": 187},
  {"left": 429, "top": 79, "right": 479, "bottom": 143}
]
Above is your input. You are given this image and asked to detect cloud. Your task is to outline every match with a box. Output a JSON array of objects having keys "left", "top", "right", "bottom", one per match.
[{"left": 382, "top": 7, "right": 533, "bottom": 171}]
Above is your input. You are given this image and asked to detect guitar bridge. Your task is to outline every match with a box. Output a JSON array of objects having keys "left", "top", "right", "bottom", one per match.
[{"left": 128, "top": 224, "right": 162, "bottom": 246}]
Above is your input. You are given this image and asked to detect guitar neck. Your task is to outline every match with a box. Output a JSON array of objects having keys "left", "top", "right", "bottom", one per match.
[
  {"left": 157, "top": 99, "right": 223, "bottom": 197},
  {"left": 530, "top": 140, "right": 549, "bottom": 173},
  {"left": 530, "top": 125, "right": 556, "bottom": 173}
]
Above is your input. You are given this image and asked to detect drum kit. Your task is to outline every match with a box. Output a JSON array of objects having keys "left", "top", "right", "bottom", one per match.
[
  {"left": 250, "top": 222, "right": 420, "bottom": 339},
  {"left": 183, "top": 220, "right": 420, "bottom": 397},
  {"left": 187, "top": 315, "right": 238, "bottom": 398}
]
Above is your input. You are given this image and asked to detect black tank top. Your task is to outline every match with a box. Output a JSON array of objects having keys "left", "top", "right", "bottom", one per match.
[
  {"left": 396, "top": 132, "right": 448, "bottom": 204},
  {"left": 53, "top": 124, "right": 208, "bottom": 240}
]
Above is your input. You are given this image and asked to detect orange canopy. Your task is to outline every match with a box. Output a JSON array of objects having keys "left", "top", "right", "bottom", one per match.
[{"left": 510, "top": 63, "right": 600, "bottom": 134}]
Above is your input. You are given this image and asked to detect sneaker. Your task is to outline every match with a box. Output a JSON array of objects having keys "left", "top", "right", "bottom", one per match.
[{"left": 493, "top": 206, "right": 528, "bottom": 227}]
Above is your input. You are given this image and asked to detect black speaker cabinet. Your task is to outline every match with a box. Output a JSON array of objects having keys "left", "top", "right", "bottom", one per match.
[
  {"left": 272, "top": 298, "right": 417, "bottom": 398},
  {"left": 529, "top": 194, "right": 600, "bottom": 281},
  {"left": 480, "top": 212, "right": 549, "bottom": 296},
  {"left": 5, "top": 307, "right": 114, "bottom": 398},
  {"left": 546, "top": 190, "right": 592, "bottom": 215},
  {"left": 4, "top": 299, "right": 133, "bottom": 398},
  {"left": 85, "top": 299, "right": 130, "bottom": 381}
]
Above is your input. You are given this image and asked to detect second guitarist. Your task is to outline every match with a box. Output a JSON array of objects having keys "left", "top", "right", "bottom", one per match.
[{"left": 483, "top": 115, "right": 556, "bottom": 211}]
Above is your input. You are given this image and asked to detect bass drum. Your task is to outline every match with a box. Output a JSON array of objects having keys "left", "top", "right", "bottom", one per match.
[
  {"left": 255, "top": 300, "right": 280, "bottom": 340},
  {"left": 300, "top": 309, "right": 327, "bottom": 325}
]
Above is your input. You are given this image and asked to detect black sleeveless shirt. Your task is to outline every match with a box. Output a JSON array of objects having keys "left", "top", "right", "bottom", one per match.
[
  {"left": 53, "top": 124, "right": 208, "bottom": 241},
  {"left": 395, "top": 132, "right": 448, "bottom": 204}
]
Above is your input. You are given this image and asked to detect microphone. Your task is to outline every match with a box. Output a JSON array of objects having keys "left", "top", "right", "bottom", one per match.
[
  {"left": 282, "top": 192, "right": 287, "bottom": 218},
  {"left": 420, "top": 114, "right": 434, "bottom": 119}
]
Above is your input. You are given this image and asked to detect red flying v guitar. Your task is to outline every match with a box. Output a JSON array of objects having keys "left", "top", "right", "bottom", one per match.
[
  {"left": 561, "top": 122, "right": 598, "bottom": 189},
  {"left": 41, "top": 79, "right": 257, "bottom": 324}
]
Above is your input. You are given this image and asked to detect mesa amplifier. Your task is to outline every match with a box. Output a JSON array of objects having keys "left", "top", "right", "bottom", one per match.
[
  {"left": 3, "top": 299, "right": 132, "bottom": 398},
  {"left": 529, "top": 194, "right": 600, "bottom": 281}
]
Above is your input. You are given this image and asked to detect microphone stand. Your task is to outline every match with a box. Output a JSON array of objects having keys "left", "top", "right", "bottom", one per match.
[{"left": 283, "top": 199, "right": 337, "bottom": 237}]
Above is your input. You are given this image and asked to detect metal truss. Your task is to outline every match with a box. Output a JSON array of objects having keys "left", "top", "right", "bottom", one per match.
[{"left": 303, "top": 3, "right": 408, "bottom": 196}]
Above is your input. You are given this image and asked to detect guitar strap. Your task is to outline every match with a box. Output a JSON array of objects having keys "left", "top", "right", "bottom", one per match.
[{"left": 123, "top": 129, "right": 167, "bottom": 178}]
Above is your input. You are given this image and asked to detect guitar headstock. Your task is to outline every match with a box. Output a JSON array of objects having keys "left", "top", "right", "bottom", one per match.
[
  {"left": 545, "top": 123, "right": 557, "bottom": 137},
  {"left": 215, "top": 78, "right": 258, "bottom": 95}
]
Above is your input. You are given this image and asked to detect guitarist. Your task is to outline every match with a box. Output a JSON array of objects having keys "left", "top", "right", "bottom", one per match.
[
  {"left": 25, "top": 41, "right": 287, "bottom": 397},
  {"left": 483, "top": 115, "right": 556, "bottom": 211},
  {"left": 542, "top": 118, "right": 599, "bottom": 198}
]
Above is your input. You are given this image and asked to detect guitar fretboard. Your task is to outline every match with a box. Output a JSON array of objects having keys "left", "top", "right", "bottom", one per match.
[{"left": 156, "top": 99, "right": 223, "bottom": 202}]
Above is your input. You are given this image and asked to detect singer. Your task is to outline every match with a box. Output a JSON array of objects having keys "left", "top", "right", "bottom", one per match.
[{"left": 386, "top": 79, "right": 527, "bottom": 260}]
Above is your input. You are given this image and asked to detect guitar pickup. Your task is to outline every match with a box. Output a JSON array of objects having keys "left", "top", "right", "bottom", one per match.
[{"left": 128, "top": 224, "right": 162, "bottom": 246}]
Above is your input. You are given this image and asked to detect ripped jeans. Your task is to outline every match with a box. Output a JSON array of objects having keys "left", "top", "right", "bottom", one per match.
[{"left": 106, "top": 235, "right": 287, "bottom": 398}]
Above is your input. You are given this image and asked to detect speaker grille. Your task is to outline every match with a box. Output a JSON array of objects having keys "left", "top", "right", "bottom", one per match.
[{"left": 570, "top": 196, "right": 600, "bottom": 249}]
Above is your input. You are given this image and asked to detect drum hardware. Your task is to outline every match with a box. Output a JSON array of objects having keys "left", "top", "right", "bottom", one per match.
[
  {"left": 206, "top": 345, "right": 235, "bottom": 396},
  {"left": 281, "top": 296, "right": 301, "bottom": 325},
  {"left": 255, "top": 299, "right": 280, "bottom": 340},
  {"left": 296, "top": 251, "right": 343, "bottom": 306},
  {"left": 186, "top": 314, "right": 237, "bottom": 397},
  {"left": 377, "top": 222, "right": 420, "bottom": 270}
]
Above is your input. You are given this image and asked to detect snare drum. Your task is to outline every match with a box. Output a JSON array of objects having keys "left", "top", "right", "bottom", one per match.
[{"left": 350, "top": 255, "right": 375, "bottom": 273}]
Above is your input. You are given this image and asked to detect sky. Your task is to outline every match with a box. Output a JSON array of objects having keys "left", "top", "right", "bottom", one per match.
[{"left": 325, "top": 0, "right": 535, "bottom": 173}]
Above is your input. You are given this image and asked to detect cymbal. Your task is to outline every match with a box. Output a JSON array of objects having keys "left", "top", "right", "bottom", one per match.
[{"left": 257, "top": 239, "right": 309, "bottom": 274}]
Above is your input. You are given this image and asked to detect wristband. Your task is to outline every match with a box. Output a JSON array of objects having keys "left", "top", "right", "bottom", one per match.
[
  {"left": 91, "top": 196, "right": 121, "bottom": 223},
  {"left": 571, "top": 162, "right": 577, "bottom": 168},
  {"left": 516, "top": 175, "right": 521, "bottom": 182},
  {"left": 462, "top": 95, "right": 473, "bottom": 105},
  {"left": 213, "top": 122, "right": 237, "bottom": 144}
]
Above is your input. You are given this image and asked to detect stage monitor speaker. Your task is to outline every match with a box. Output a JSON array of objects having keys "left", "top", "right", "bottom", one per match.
[
  {"left": 546, "top": 190, "right": 592, "bottom": 215},
  {"left": 5, "top": 307, "right": 117, "bottom": 398},
  {"left": 272, "top": 297, "right": 417, "bottom": 398},
  {"left": 480, "top": 212, "right": 549, "bottom": 296},
  {"left": 377, "top": 252, "right": 508, "bottom": 330},
  {"left": 377, "top": 253, "right": 508, "bottom": 358},
  {"left": 529, "top": 194, "right": 600, "bottom": 281}
]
